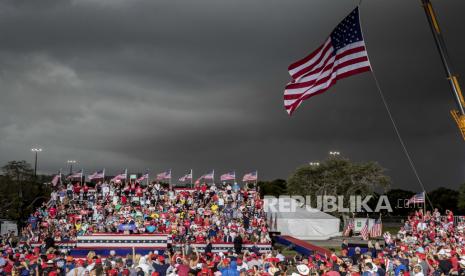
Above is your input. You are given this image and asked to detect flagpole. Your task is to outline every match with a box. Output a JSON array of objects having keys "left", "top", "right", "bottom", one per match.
[
  {"left": 191, "top": 169, "right": 193, "bottom": 188},
  {"left": 103, "top": 168, "right": 106, "bottom": 183},
  {"left": 212, "top": 169, "right": 215, "bottom": 186},
  {"left": 81, "top": 169, "right": 84, "bottom": 186},
  {"left": 255, "top": 170, "right": 258, "bottom": 191},
  {"left": 423, "top": 191, "right": 426, "bottom": 216},
  {"left": 146, "top": 170, "right": 149, "bottom": 187}
]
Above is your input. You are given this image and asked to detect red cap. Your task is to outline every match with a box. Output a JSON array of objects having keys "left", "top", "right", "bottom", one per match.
[{"left": 158, "top": 256, "right": 165, "bottom": 262}]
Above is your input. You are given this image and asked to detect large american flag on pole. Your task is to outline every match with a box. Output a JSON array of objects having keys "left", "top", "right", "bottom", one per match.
[
  {"left": 200, "top": 170, "right": 214, "bottom": 180},
  {"left": 179, "top": 170, "right": 192, "bottom": 182},
  {"left": 137, "top": 172, "right": 149, "bottom": 182},
  {"left": 242, "top": 171, "right": 257, "bottom": 182},
  {"left": 284, "top": 7, "right": 371, "bottom": 115},
  {"left": 88, "top": 169, "right": 105, "bottom": 181},
  {"left": 156, "top": 170, "right": 171, "bottom": 180},
  {"left": 67, "top": 169, "right": 83, "bottom": 180},
  {"left": 407, "top": 192, "right": 425, "bottom": 205},
  {"left": 220, "top": 171, "right": 235, "bottom": 181},
  {"left": 111, "top": 169, "right": 127, "bottom": 182}
]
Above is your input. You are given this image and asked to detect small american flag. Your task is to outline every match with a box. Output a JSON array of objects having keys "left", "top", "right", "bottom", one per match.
[
  {"left": 67, "top": 169, "right": 83, "bottom": 180},
  {"left": 111, "top": 169, "right": 127, "bottom": 182},
  {"left": 200, "top": 170, "right": 214, "bottom": 180},
  {"left": 407, "top": 192, "right": 425, "bottom": 205},
  {"left": 157, "top": 170, "right": 172, "bottom": 180},
  {"left": 179, "top": 170, "right": 192, "bottom": 182},
  {"left": 242, "top": 171, "right": 257, "bottom": 182},
  {"left": 284, "top": 7, "right": 371, "bottom": 115},
  {"left": 88, "top": 169, "right": 105, "bottom": 181},
  {"left": 220, "top": 171, "right": 235, "bottom": 181},
  {"left": 370, "top": 217, "right": 382, "bottom": 238},
  {"left": 51, "top": 172, "right": 61, "bottom": 186},
  {"left": 343, "top": 218, "right": 354, "bottom": 237},
  {"left": 137, "top": 172, "right": 149, "bottom": 182},
  {"left": 360, "top": 219, "right": 369, "bottom": 240}
]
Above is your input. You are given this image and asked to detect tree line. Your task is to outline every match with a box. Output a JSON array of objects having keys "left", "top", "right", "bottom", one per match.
[{"left": 258, "top": 157, "right": 465, "bottom": 216}]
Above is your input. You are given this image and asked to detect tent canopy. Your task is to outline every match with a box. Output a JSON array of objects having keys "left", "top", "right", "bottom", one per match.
[{"left": 265, "top": 197, "right": 341, "bottom": 240}]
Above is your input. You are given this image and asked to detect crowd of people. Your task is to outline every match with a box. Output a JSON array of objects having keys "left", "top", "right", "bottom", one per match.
[
  {"left": 1, "top": 179, "right": 465, "bottom": 276},
  {"left": 22, "top": 181, "right": 271, "bottom": 244}
]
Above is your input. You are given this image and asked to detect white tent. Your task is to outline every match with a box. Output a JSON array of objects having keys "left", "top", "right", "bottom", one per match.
[{"left": 265, "top": 197, "right": 341, "bottom": 240}]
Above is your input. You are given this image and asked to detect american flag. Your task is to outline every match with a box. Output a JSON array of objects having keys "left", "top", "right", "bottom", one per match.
[
  {"left": 111, "top": 169, "right": 127, "bottom": 182},
  {"left": 343, "top": 218, "right": 354, "bottom": 237},
  {"left": 242, "top": 171, "right": 257, "bottom": 182},
  {"left": 67, "top": 169, "right": 83, "bottom": 180},
  {"left": 284, "top": 7, "right": 371, "bottom": 115},
  {"left": 88, "top": 169, "right": 105, "bottom": 181},
  {"left": 407, "top": 192, "right": 425, "bottom": 205},
  {"left": 220, "top": 171, "right": 235, "bottom": 181},
  {"left": 137, "top": 172, "right": 149, "bottom": 182},
  {"left": 200, "top": 170, "right": 214, "bottom": 180},
  {"left": 360, "top": 219, "right": 369, "bottom": 240},
  {"left": 179, "top": 170, "right": 193, "bottom": 182},
  {"left": 51, "top": 172, "right": 61, "bottom": 186},
  {"left": 370, "top": 217, "right": 382, "bottom": 238},
  {"left": 156, "top": 170, "right": 172, "bottom": 180}
]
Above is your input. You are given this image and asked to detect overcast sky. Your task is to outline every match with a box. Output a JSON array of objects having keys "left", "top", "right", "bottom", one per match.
[{"left": 0, "top": 0, "right": 464, "bottom": 191}]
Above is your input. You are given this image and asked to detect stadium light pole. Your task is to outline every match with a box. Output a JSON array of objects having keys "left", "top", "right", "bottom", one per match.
[
  {"left": 329, "top": 151, "right": 341, "bottom": 157},
  {"left": 309, "top": 162, "right": 320, "bottom": 166},
  {"left": 67, "top": 160, "right": 76, "bottom": 174},
  {"left": 31, "top": 148, "right": 42, "bottom": 177}
]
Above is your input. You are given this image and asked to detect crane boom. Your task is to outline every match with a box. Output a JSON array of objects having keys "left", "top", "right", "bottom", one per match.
[{"left": 421, "top": 0, "right": 465, "bottom": 140}]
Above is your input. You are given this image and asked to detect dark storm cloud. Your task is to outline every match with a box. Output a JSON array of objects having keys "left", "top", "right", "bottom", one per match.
[{"left": 0, "top": 0, "right": 464, "bottom": 190}]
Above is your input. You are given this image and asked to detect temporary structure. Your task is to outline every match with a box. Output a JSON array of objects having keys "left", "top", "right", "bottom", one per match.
[{"left": 264, "top": 197, "right": 340, "bottom": 240}]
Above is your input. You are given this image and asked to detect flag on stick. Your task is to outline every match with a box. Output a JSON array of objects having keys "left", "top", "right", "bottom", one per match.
[
  {"left": 179, "top": 170, "right": 193, "bottom": 182},
  {"left": 111, "top": 169, "right": 127, "bottom": 182},
  {"left": 137, "top": 171, "right": 149, "bottom": 182},
  {"left": 284, "top": 7, "right": 371, "bottom": 115},
  {"left": 220, "top": 171, "right": 235, "bottom": 181},
  {"left": 242, "top": 171, "right": 257, "bottom": 182},
  {"left": 156, "top": 170, "right": 171, "bottom": 181},
  {"left": 201, "top": 170, "right": 214, "bottom": 180},
  {"left": 51, "top": 172, "right": 61, "bottom": 186},
  {"left": 89, "top": 169, "right": 105, "bottom": 181},
  {"left": 67, "top": 169, "right": 83, "bottom": 180}
]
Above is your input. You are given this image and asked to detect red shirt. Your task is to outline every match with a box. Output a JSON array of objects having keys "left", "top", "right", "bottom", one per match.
[{"left": 177, "top": 264, "right": 190, "bottom": 276}]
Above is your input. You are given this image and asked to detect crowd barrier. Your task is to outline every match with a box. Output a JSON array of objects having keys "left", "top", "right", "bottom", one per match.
[{"left": 30, "top": 234, "right": 272, "bottom": 257}]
